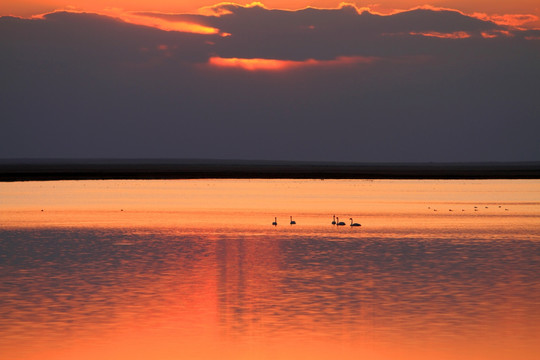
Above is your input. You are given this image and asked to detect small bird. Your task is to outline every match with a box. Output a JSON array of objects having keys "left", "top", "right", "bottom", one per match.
[
  {"left": 272, "top": 217, "right": 277, "bottom": 226},
  {"left": 290, "top": 216, "right": 296, "bottom": 225}
]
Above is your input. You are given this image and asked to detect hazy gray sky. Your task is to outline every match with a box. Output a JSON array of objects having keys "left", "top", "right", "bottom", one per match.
[{"left": 1, "top": 4, "right": 539, "bottom": 162}]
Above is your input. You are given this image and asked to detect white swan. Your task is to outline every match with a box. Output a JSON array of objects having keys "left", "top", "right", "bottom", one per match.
[
  {"left": 349, "top": 218, "right": 361, "bottom": 227},
  {"left": 290, "top": 216, "right": 296, "bottom": 225},
  {"left": 336, "top": 217, "right": 346, "bottom": 226},
  {"left": 272, "top": 217, "right": 277, "bottom": 226},
  {"left": 331, "top": 215, "right": 336, "bottom": 225}
]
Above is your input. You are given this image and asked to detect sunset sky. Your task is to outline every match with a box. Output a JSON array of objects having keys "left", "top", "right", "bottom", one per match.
[
  {"left": 1, "top": 1, "right": 539, "bottom": 162},
  {"left": 2, "top": 1, "right": 539, "bottom": 22}
]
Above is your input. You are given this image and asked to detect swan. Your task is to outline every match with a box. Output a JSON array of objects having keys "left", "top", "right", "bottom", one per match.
[
  {"left": 290, "top": 216, "right": 296, "bottom": 225},
  {"left": 272, "top": 217, "right": 277, "bottom": 226},
  {"left": 349, "top": 218, "right": 361, "bottom": 227},
  {"left": 336, "top": 217, "right": 346, "bottom": 226},
  {"left": 331, "top": 215, "right": 336, "bottom": 225}
]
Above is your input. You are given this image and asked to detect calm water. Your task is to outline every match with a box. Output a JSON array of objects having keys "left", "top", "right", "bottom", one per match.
[{"left": 1, "top": 179, "right": 539, "bottom": 360}]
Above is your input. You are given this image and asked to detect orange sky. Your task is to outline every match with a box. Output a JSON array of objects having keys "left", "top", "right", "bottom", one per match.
[{"left": 2, "top": 0, "right": 539, "bottom": 21}]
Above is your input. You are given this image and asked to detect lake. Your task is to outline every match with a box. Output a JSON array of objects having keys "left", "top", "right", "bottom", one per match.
[{"left": 1, "top": 179, "right": 539, "bottom": 359}]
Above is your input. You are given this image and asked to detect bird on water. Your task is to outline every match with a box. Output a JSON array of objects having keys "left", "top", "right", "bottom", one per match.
[
  {"left": 272, "top": 217, "right": 277, "bottom": 226},
  {"left": 349, "top": 218, "right": 361, "bottom": 227},
  {"left": 290, "top": 216, "right": 296, "bottom": 225},
  {"left": 336, "top": 217, "right": 346, "bottom": 226},
  {"left": 332, "top": 215, "right": 336, "bottom": 225}
]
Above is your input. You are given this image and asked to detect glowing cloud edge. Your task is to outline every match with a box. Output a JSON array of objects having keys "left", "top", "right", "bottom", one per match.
[{"left": 20, "top": 2, "right": 540, "bottom": 35}]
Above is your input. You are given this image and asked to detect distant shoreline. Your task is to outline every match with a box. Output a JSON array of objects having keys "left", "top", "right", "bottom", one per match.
[{"left": 1, "top": 160, "right": 539, "bottom": 181}]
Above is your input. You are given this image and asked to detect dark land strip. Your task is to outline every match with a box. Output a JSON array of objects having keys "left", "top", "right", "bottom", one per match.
[{"left": 1, "top": 160, "right": 539, "bottom": 181}]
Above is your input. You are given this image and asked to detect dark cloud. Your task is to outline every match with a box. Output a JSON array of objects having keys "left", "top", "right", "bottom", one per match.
[
  {"left": 138, "top": 5, "right": 503, "bottom": 60},
  {"left": 1, "top": 6, "right": 539, "bottom": 162}
]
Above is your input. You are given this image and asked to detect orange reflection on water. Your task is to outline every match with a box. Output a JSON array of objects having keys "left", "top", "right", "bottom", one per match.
[
  {"left": 1, "top": 179, "right": 539, "bottom": 228},
  {"left": 1, "top": 180, "right": 540, "bottom": 360},
  {"left": 1, "top": 224, "right": 539, "bottom": 360}
]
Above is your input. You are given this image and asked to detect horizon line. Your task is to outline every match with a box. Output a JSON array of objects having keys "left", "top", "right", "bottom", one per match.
[{"left": 1, "top": 159, "right": 539, "bottom": 181}]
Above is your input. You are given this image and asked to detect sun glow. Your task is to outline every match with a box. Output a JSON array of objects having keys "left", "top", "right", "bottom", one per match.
[
  {"left": 2, "top": 1, "right": 540, "bottom": 29},
  {"left": 109, "top": 11, "right": 220, "bottom": 34},
  {"left": 199, "top": 1, "right": 268, "bottom": 16},
  {"left": 472, "top": 12, "right": 539, "bottom": 28},
  {"left": 208, "top": 56, "right": 376, "bottom": 71},
  {"left": 29, "top": 8, "right": 221, "bottom": 35},
  {"left": 480, "top": 30, "right": 514, "bottom": 38},
  {"left": 409, "top": 31, "right": 472, "bottom": 39},
  {"left": 3, "top": 2, "right": 540, "bottom": 32}
]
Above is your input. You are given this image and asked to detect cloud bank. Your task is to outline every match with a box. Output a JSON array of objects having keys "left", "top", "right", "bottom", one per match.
[{"left": 1, "top": 4, "right": 539, "bottom": 162}]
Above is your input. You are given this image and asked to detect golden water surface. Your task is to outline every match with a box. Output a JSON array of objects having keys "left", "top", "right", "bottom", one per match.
[{"left": 1, "top": 179, "right": 539, "bottom": 360}]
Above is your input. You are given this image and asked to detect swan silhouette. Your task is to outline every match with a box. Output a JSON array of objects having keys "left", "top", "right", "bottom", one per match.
[
  {"left": 331, "top": 215, "right": 336, "bottom": 225},
  {"left": 290, "top": 216, "right": 296, "bottom": 225},
  {"left": 272, "top": 217, "right": 277, "bottom": 226},
  {"left": 349, "top": 218, "right": 361, "bottom": 227},
  {"left": 336, "top": 217, "right": 346, "bottom": 226}
]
